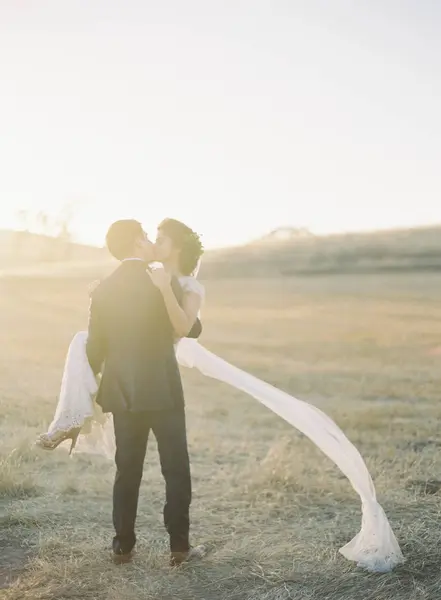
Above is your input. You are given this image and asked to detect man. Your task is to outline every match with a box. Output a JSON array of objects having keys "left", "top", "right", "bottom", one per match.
[{"left": 86, "top": 219, "right": 204, "bottom": 566}]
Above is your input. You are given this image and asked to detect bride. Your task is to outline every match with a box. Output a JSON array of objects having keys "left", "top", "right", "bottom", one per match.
[{"left": 36, "top": 218, "right": 403, "bottom": 573}]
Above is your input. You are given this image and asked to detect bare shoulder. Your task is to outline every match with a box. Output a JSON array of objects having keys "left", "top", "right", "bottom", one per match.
[{"left": 178, "top": 276, "right": 205, "bottom": 299}]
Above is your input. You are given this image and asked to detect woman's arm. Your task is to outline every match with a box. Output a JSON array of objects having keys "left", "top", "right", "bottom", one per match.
[{"left": 148, "top": 269, "right": 202, "bottom": 338}]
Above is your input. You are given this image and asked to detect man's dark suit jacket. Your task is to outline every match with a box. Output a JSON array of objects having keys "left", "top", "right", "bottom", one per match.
[{"left": 86, "top": 260, "right": 201, "bottom": 413}]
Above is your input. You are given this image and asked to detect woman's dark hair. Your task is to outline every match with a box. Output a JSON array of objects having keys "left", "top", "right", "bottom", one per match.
[
  {"left": 106, "top": 219, "right": 144, "bottom": 260},
  {"left": 158, "top": 218, "right": 204, "bottom": 275}
]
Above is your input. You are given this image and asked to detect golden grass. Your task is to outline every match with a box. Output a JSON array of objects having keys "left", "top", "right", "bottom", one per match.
[{"left": 1, "top": 272, "right": 441, "bottom": 599}]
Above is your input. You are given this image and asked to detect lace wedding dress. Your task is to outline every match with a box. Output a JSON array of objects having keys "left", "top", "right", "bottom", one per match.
[{"left": 43, "top": 275, "right": 403, "bottom": 573}]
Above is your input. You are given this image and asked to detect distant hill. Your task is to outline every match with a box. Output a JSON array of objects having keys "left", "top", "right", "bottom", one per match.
[
  {"left": 254, "top": 226, "right": 313, "bottom": 243},
  {"left": 0, "top": 230, "right": 108, "bottom": 267},
  {"left": 2, "top": 226, "right": 441, "bottom": 279},
  {"left": 201, "top": 225, "right": 441, "bottom": 278}
]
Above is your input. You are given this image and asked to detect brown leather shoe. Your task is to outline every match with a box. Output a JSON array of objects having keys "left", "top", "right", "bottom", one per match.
[{"left": 170, "top": 544, "right": 206, "bottom": 567}]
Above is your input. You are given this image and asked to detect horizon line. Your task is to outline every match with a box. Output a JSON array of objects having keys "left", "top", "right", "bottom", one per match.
[{"left": 2, "top": 221, "right": 441, "bottom": 251}]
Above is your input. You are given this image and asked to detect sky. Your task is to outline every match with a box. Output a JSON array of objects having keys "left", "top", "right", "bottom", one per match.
[{"left": 0, "top": 0, "right": 440, "bottom": 248}]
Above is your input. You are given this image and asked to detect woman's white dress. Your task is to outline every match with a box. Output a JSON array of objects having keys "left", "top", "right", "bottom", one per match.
[{"left": 45, "top": 275, "right": 404, "bottom": 573}]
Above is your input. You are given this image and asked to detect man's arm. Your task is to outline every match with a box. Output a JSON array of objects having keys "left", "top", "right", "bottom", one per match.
[
  {"left": 187, "top": 317, "right": 202, "bottom": 339},
  {"left": 169, "top": 276, "right": 202, "bottom": 339},
  {"left": 86, "top": 290, "right": 106, "bottom": 375}
]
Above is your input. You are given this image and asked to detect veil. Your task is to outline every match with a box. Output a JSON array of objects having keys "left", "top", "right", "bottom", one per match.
[
  {"left": 73, "top": 264, "right": 403, "bottom": 573},
  {"left": 175, "top": 339, "right": 404, "bottom": 572}
]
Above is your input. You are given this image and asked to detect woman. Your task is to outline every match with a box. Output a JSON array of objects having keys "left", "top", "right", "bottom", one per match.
[{"left": 36, "top": 218, "right": 403, "bottom": 573}]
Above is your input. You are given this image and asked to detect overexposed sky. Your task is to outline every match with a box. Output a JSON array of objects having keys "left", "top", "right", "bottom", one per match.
[{"left": 0, "top": 1, "right": 440, "bottom": 247}]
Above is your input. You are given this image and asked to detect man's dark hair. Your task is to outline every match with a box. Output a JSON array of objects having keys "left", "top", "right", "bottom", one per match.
[{"left": 106, "top": 220, "right": 144, "bottom": 261}]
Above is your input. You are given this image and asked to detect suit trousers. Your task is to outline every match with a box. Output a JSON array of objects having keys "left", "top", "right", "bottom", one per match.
[{"left": 112, "top": 407, "right": 191, "bottom": 554}]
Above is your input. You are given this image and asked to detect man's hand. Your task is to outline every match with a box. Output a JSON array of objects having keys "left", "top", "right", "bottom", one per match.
[{"left": 147, "top": 268, "right": 172, "bottom": 292}]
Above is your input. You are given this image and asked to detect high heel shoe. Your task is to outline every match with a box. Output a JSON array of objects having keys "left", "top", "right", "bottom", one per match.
[{"left": 36, "top": 427, "right": 81, "bottom": 455}]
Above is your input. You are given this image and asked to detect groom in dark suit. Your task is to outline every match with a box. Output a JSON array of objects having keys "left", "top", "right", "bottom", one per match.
[{"left": 86, "top": 219, "right": 203, "bottom": 566}]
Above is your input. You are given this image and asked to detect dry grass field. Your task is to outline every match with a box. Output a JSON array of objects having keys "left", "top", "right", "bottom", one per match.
[{"left": 1, "top": 271, "right": 441, "bottom": 599}]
